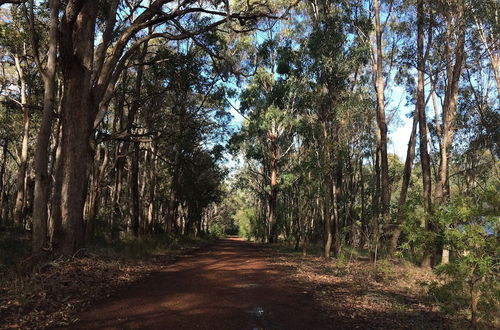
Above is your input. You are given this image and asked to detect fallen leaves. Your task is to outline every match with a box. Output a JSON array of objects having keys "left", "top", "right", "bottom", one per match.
[
  {"left": 268, "top": 252, "right": 466, "bottom": 329},
  {"left": 0, "top": 247, "right": 197, "bottom": 329}
]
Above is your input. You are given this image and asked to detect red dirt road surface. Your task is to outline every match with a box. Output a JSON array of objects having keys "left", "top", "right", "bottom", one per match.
[{"left": 75, "top": 238, "right": 332, "bottom": 330}]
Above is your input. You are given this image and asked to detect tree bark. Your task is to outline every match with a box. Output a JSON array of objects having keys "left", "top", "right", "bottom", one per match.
[
  {"left": 321, "top": 123, "right": 333, "bottom": 258},
  {"left": 56, "top": 2, "right": 98, "bottom": 254},
  {"left": 268, "top": 131, "right": 278, "bottom": 243},
  {"left": 111, "top": 143, "right": 123, "bottom": 240},
  {"left": 433, "top": 1, "right": 465, "bottom": 265},
  {"left": 435, "top": 2, "right": 466, "bottom": 201},
  {"left": 126, "top": 43, "right": 148, "bottom": 237},
  {"left": 32, "top": 0, "right": 59, "bottom": 252},
  {"left": 371, "top": 128, "right": 381, "bottom": 262},
  {"left": 49, "top": 124, "right": 63, "bottom": 247},
  {"left": 147, "top": 142, "right": 157, "bottom": 233},
  {"left": 13, "top": 55, "right": 29, "bottom": 229},
  {"left": 0, "top": 140, "right": 7, "bottom": 227},
  {"left": 85, "top": 143, "right": 108, "bottom": 240},
  {"left": 416, "top": 0, "right": 433, "bottom": 268},
  {"left": 373, "top": 0, "right": 391, "bottom": 228},
  {"left": 388, "top": 107, "right": 418, "bottom": 257},
  {"left": 130, "top": 141, "right": 140, "bottom": 237}
]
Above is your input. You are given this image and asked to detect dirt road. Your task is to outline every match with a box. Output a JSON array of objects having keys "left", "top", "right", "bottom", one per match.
[{"left": 75, "top": 238, "right": 332, "bottom": 330}]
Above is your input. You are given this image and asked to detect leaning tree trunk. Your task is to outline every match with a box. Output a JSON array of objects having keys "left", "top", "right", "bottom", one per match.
[
  {"left": 388, "top": 108, "right": 418, "bottom": 257},
  {"left": 56, "top": 2, "right": 98, "bottom": 254}
]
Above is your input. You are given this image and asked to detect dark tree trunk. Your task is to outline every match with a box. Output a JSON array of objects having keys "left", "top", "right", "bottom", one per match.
[
  {"left": 130, "top": 141, "right": 140, "bottom": 237},
  {"left": 85, "top": 143, "right": 108, "bottom": 240},
  {"left": 0, "top": 140, "right": 7, "bottom": 227},
  {"left": 56, "top": 2, "right": 98, "bottom": 254},
  {"left": 49, "top": 125, "right": 63, "bottom": 248}
]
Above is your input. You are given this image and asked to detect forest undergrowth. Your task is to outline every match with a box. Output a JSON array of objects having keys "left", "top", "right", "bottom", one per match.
[
  {"left": 0, "top": 232, "right": 212, "bottom": 329},
  {"left": 267, "top": 243, "right": 497, "bottom": 330}
]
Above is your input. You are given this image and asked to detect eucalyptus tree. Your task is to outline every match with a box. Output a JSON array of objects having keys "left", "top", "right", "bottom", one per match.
[
  {"left": 304, "top": 0, "right": 373, "bottom": 257},
  {"left": 144, "top": 42, "right": 233, "bottom": 235},
  {"left": 237, "top": 32, "right": 302, "bottom": 242},
  {"left": 0, "top": 5, "right": 37, "bottom": 229},
  {"left": 18, "top": 0, "right": 293, "bottom": 254}
]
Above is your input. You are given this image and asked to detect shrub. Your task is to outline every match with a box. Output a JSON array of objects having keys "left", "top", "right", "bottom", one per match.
[
  {"left": 235, "top": 207, "right": 259, "bottom": 240},
  {"left": 429, "top": 191, "right": 499, "bottom": 327},
  {"left": 209, "top": 223, "right": 226, "bottom": 239}
]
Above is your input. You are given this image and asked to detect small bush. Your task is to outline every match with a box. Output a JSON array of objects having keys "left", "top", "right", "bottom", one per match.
[
  {"left": 429, "top": 192, "right": 499, "bottom": 327},
  {"left": 209, "top": 223, "right": 226, "bottom": 239},
  {"left": 235, "top": 207, "right": 259, "bottom": 240}
]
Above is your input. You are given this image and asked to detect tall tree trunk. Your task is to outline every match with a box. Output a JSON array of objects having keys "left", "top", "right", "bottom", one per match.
[
  {"left": 0, "top": 140, "right": 7, "bottom": 227},
  {"left": 435, "top": 2, "right": 466, "bottom": 202},
  {"left": 130, "top": 141, "right": 140, "bottom": 237},
  {"left": 111, "top": 145, "right": 123, "bottom": 241},
  {"left": 147, "top": 143, "right": 157, "bottom": 233},
  {"left": 359, "top": 157, "right": 366, "bottom": 249},
  {"left": 434, "top": 1, "right": 465, "bottom": 265},
  {"left": 85, "top": 143, "right": 108, "bottom": 240},
  {"left": 49, "top": 125, "right": 63, "bottom": 247},
  {"left": 268, "top": 131, "right": 278, "bottom": 243},
  {"left": 125, "top": 41, "right": 148, "bottom": 237},
  {"left": 56, "top": 2, "right": 98, "bottom": 254},
  {"left": 373, "top": 0, "right": 390, "bottom": 228},
  {"left": 416, "top": 0, "right": 433, "bottom": 268},
  {"left": 371, "top": 130, "right": 381, "bottom": 262},
  {"left": 13, "top": 55, "right": 29, "bottom": 229},
  {"left": 321, "top": 123, "right": 333, "bottom": 258},
  {"left": 110, "top": 84, "right": 126, "bottom": 241},
  {"left": 32, "top": 0, "right": 59, "bottom": 252}
]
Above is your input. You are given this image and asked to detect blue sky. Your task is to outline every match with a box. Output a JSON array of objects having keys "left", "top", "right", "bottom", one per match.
[{"left": 227, "top": 86, "right": 415, "bottom": 162}]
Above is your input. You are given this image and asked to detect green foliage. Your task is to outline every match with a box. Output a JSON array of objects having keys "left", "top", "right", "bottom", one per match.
[
  {"left": 208, "top": 223, "right": 226, "bottom": 239},
  {"left": 428, "top": 187, "right": 500, "bottom": 324},
  {"left": 235, "top": 207, "right": 259, "bottom": 240},
  {"left": 399, "top": 191, "right": 434, "bottom": 263}
]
